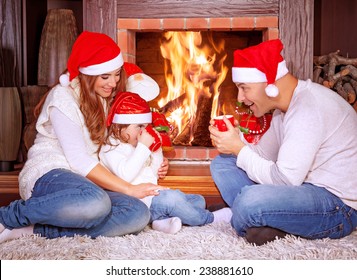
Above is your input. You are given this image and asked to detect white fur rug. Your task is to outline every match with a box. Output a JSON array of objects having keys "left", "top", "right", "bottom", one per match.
[{"left": 1, "top": 223, "right": 356, "bottom": 260}]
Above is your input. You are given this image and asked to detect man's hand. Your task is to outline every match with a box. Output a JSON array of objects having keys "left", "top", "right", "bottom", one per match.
[{"left": 209, "top": 116, "right": 245, "bottom": 155}]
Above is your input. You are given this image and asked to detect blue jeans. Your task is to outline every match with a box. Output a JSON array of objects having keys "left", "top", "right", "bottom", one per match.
[
  {"left": 210, "top": 154, "right": 357, "bottom": 239},
  {"left": 150, "top": 189, "right": 214, "bottom": 226},
  {"left": 0, "top": 169, "right": 150, "bottom": 238}
]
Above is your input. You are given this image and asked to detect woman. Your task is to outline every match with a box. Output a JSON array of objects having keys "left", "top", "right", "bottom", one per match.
[{"left": 0, "top": 31, "right": 168, "bottom": 243}]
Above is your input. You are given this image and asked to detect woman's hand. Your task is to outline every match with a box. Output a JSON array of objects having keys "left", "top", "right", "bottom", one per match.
[
  {"left": 209, "top": 117, "right": 245, "bottom": 155},
  {"left": 158, "top": 157, "right": 169, "bottom": 178},
  {"left": 128, "top": 182, "right": 168, "bottom": 199}
]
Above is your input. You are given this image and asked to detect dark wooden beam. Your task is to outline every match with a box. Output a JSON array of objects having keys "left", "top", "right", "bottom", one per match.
[
  {"left": 83, "top": 0, "right": 118, "bottom": 41},
  {"left": 279, "top": 0, "right": 314, "bottom": 79}
]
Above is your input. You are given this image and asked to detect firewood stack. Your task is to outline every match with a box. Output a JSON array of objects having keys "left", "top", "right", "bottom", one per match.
[{"left": 313, "top": 51, "right": 357, "bottom": 112}]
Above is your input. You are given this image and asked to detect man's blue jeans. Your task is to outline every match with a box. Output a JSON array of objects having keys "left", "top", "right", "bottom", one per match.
[
  {"left": 0, "top": 169, "right": 150, "bottom": 238},
  {"left": 210, "top": 154, "right": 357, "bottom": 239},
  {"left": 150, "top": 189, "right": 214, "bottom": 225}
]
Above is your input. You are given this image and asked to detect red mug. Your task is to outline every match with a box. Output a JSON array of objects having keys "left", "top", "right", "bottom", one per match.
[
  {"left": 145, "top": 125, "right": 162, "bottom": 152},
  {"left": 213, "top": 115, "right": 235, "bottom": 132}
]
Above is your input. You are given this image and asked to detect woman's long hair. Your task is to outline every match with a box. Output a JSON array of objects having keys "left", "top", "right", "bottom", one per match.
[{"left": 34, "top": 69, "right": 127, "bottom": 154}]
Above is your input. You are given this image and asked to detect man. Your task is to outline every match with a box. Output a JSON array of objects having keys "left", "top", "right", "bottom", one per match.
[{"left": 209, "top": 39, "right": 357, "bottom": 246}]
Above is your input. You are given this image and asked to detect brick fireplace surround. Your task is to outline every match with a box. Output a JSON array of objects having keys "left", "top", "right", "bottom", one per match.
[{"left": 116, "top": 16, "right": 279, "bottom": 163}]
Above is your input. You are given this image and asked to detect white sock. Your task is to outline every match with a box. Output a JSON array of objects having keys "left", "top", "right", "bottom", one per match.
[
  {"left": 152, "top": 217, "right": 182, "bottom": 234},
  {"left": 0, "top": 223, "right": 5, "bottom": 234},
  {"left": 0, "top": 225, "right": 34, "bottom": 244},
  {"left": 212, "top": 207, "right": 233, "bottom": 224}
]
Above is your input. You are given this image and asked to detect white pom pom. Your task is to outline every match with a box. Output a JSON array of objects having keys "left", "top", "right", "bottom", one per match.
[
  {"left": 265, "top": 84, "right": 279, "bottom": 97},
  {"left": 59, "top": 73, "right": 70, "bottom": 87}
]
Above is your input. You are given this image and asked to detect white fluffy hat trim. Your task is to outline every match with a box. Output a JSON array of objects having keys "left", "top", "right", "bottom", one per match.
[
  {"left": 232, "top": 60, "right": 288, "bottom": 84},
  {"left": 79, "top": 53, "right": 124, "bottom": 76},
  {"left": 112, "top": 112, "right": 152, "bottom": 124}
]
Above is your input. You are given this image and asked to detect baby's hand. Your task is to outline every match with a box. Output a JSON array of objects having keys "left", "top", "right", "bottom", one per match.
[{"left": 139, "top": 128, "right": 154, "bottom": 148}]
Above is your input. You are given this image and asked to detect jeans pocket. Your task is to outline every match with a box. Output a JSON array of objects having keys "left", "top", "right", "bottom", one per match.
[{"left": 307, "top": 223, "right": 344, "bottom": 239}]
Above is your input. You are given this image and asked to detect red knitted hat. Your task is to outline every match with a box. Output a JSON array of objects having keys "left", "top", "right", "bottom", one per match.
[
  {"left": 232, "top": 39, "right": 289, "bottom": 97},
  {"left": 123, "top": 62, "right": 160, "bottom": 101},
  {"left": 60, "top": 31, "right": 124, "bottom": 86},
  {"left": 107, "top": 92, "right": 152, "bottom": 126}
]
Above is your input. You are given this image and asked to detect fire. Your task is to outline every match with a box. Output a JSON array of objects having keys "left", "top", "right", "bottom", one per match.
[{"left": 158, "top": 31, "right": 228, "bottom": 145}]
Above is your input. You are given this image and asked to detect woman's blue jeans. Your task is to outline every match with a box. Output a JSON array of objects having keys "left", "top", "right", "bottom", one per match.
[
  {"left": 210, "top": 154, "right": 357, "bottom": 239},
  {"left": 150, "top": 189, "right": 214, "bottom": 226},
  {"left": 0, "top": 169, "right": 150, "bottom": 238}
]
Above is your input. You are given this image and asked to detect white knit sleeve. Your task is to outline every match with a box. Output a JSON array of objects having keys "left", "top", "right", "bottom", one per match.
[
  {"left": 50, "top": 107, "right": 98, "bottom": 176},
  {"left": 100, "top": 142, "right": 152, "bottom": 183}
]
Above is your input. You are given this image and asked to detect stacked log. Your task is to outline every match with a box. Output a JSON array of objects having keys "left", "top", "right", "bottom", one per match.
[{"left": 313, "top": 51, "right": 357, "bottom": 112}]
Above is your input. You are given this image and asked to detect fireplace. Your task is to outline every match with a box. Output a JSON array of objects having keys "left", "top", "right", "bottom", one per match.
[{"left": 117, "top": 16, "right": 279, "bottom": 161}]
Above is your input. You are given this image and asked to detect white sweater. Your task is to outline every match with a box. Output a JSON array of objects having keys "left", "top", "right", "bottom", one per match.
[
  {"left": 237, "top": 79, "right": 357, "bottom": 210},
  {"left": 19, "top": 79, "right": 100, "bottom": 200}
]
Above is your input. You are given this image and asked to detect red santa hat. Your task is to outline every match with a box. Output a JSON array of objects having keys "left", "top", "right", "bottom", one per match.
[
  {"left": 59, "top": 31, "right": 124, "bottom": 86},
  {"left": 106, "top": 91, "right": 152, "bottom": 126},
  {"left": 123, "top": 62, "right": 160, "bottom": 101},
  {"left": 232, "top": 39, "right": 289, "bottom": 97}
]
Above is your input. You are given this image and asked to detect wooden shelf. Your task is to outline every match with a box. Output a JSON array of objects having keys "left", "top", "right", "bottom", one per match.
[
  {"left": 0, "top": 163, "right": 220, "bottom": 196},
  {"left": 158, "top": 163, "right": 219, "bottom": 195},
  {"left": 0, "top": 165, "right": 21, "bottom": 194}
]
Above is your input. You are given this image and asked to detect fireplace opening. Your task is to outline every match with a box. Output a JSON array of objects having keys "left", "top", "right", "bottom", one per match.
[{"left": 136, "top": 31, "right": 262, "bottom": 147}]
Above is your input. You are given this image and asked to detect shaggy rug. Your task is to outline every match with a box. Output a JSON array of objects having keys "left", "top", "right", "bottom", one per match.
[{"left": 0, "top": 223, "right": 356, "bottom": 260}]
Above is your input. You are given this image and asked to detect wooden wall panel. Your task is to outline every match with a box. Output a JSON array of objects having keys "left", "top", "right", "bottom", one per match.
[
  {"left": 0, "top": 0, "right": 22, "bottom": 86},
  {"left": 279, "top": 0, "right": 314, "bottom": 79},
  {"left": 83, "top": 0, "right": 118, "bottom": 40},
  {"left": 318, "top": 0, "right": 357, "bottom": 57}
]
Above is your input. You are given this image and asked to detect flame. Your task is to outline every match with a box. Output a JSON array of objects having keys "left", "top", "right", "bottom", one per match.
[{"left": 159, "top": 31, "right": 228, "bottom": 144}]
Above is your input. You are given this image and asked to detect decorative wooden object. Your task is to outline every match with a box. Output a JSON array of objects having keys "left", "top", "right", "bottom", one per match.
[
  {"left": 313, "top": 51, "right": 357, "bottom": 112},
  {"left": 0, "top": 87, "right": 22, "bottom": 171},
  {"left": 38, "top": 9, "right": 78, "bottom": 86}
]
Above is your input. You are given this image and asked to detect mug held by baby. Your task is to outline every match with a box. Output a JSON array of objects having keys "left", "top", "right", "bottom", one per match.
[{"left": 145, "top": 125, "right": 162, "bottom": 152}]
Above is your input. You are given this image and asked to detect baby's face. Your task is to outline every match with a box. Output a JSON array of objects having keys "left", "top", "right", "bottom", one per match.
[{"left": 122, "top": 123, "right": 146, "bottom": 147}]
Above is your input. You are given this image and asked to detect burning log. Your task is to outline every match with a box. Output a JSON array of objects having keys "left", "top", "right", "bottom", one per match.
[
  {"left": 163, "top": 92, "right": 214, "bottom": 146},
  {"left": 172, "top": 122, "right": 191, "bottom": 146},
  {"left": 313, "top": 51, "right": 357, "bottom": 112},
  {"left": 191, "top": 93, "right": 213, "bottom": 147},
  {"left": 160, "top": 93, "right": 188, "bottom": 114}
]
